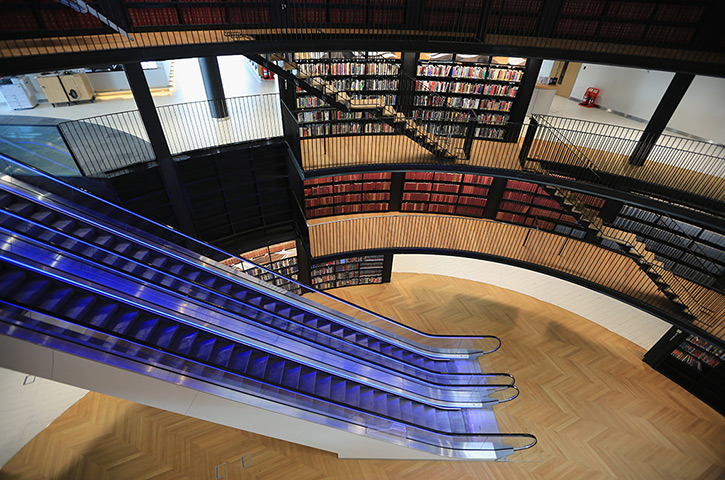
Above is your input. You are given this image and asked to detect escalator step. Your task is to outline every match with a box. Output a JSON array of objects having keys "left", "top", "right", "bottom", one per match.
[
  {"left": 86, "top": 303, "right": 118, "bottom": 328},
  {"left": 174, "top": 331, "right": 198, "bottom": 354},
  {"left": 0, "top": 271, "right": 27, "bottom": 293},
  {"left": 359, "top": 387, "right": 374, "bottom": 411},
  {"left": 248, "top": 354, "right": 269, "bottom": 378},
  {"left": 436, "top": 410, "right": 452, "bottom": 433},
  {"left": 74, "top": 227, "right": 95, "bottom": 239},
  {"left": 345, "top": 384, "right": 361, "bottom": 406},
  {"left": 400, "top": 400, "right": 414, "bottom": 422},
  {"left": 266, "top": 360, "right": 286, "bottom": 384},
  {"left": 94, "top": 235, "right": 114, "bottom": 248},
  {"left": 153, "top": 325, "right": 179, "bottom": 349},
  {"left": 302, "top": 371, "right": 322, "bottom": 395},
  {"left": 449, "top": 412, "right": 465, "bottom": 433},
  {"left": 167, "top": 263, "right": 184, "bottom": 276},
  {"left": 30, "top": 210, "right": 54, "bottom": 224},
  {"left": 65, "top": 295, "right": 96, "bottom": 320},
  {"left": 52, "top": 219, "right": 75, "bottom": 232},
  {"left": 132, "top": 249, "right": 151, "bottom": 262},
  {"left": 111, "top": 310, "right": 140, "bottom": 335},
  {"left": 373, "top": 392, "right": 388, "bottom": 415},
  {"left": 330, "top": 379, "right": 347, "bottom": 403},
  {"left": 194, "top": 338, "right": 217, "bottom": 361},
  {"left": 114, "top": 242, "right": 133, "bottom": 256},
  {"left": 213, "top": 343, "right": 234, "bottom": 367},
  {"left": 133, "top": 318, "right": 159, "bottom": 341},
  {"left": 150, "top": 257, "right": 167, "bottom": 268},
  {"left": 281, "top": 364, "right": 301, "bottom": 388},
  {"left": 15, "top": 279, "right": 50, "bottom": 305},
  {"left": 231, "top": 349, "right": 252, "bottom": 372},
  {"left": 387, "top": 397, "right": 401, "bottom": 420},
  {"left": 216, "top": 283, "right": 232, "bottom": 295}
]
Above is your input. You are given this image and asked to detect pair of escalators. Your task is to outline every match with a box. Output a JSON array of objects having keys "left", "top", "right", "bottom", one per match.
[{"left": 0, "top": 156, "right": 536, "bottom": 458}]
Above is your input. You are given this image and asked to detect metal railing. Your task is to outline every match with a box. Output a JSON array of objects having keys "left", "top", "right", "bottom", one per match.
[
  {"left": 58, "top": 93, "right": 283, "bottom": 175},
  {"left": 529, "top": 115, "right": 725, "bottom": 210},
  {"left": 307, "top": 213, "right": 725, "bottom": 340},
  {"left": 1, "top": 1, "right": 723, "bottom": 75}
]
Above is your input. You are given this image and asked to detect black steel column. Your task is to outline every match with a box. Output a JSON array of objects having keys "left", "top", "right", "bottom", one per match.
[
  {"left": 482, "top": 177, "right": 508, "bottom": 219},
  {"left": 388, "top": 172, "right": 406, "bottom": 211},
  {"left": 629, "top": 73, "right": 694, "bottom": 166},
  {"left": 198, "top": 56, "right": 229, "bottom": 119},
  {"left": 123, "top": 62, "right": 197, "bottom": 237},
  {"left": 398, "top": 51, "right": 419, "bottom": 116},
  {"left": 504, "top": 58, "right": 542, "bottom": 142}
]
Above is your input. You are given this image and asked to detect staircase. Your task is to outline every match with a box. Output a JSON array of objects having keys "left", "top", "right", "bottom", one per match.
[
  {"left": 525, "top": 120, "right": 699, "bottom": 320},
  {"left": 0, "top": 155, "right": 535, "bottom": 459},
  {"left": 247, "top": 53, "right": 461, "bottom": 162}
]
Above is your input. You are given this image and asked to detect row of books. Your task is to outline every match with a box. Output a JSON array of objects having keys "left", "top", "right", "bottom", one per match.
[
  {"left": 312, "top": 277, "right": 383, "bottom": 290},
  {"left": 686, "top": 335, "right": 725, "bottom": 359},
  {"left": 402, "top": 193, "right": 488, "bottom": 206},
  {"left": 305, "top": 192, "right": 391, "bottom": 206},
  {"left": 671, "top": 348, "right": 703, "bottom": 371},
  {"left": 678, "top": 342, "right": 722, "bottom": 367},
  {"left": 417, "top": 65, "right": 521, "bottom": 81},
  {"left": 298, "top": 62, "right": 401, "bottom": 76},
  {"left": 405, "top": 172, "right": 493, "bottom": 184},
  {"left": 503, "top": 191, "right": 562, "bottom": 209},
  {"left": 414, "top": 81, "right": 518, "bottom": 97},
  {"left": 305, "top": 181, "right": 391, "bottom": 196},
  {"left": 306, "top": 203, "right": 388, "bottom": 217},
  {"left": 401, "top": 203, "right": 486, "bottom": 216},
  {"left": 297, "top": 110, "right": 371, "bottom": 123},
  {"left": 496, "top": 212, "right": 558, "bottom": 231},
  {"left": 475, "top": 127, "right": 506, "bottom": 139},
  {"left": 299, "top": 122, "right": 395, "bottom": 137},
  {"left": 414, "top": 96, "right": 513, "bottom": 111},
  {"left": 488, "top": 68, "right": 524, "bottom": 82}
]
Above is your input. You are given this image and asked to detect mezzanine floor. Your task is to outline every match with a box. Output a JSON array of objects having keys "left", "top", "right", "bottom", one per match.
[{"left": 2, "top": 271, "right": 723, "bottom": 480}]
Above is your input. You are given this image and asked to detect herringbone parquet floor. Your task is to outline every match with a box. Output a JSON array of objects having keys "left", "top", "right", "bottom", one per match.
[{"left": 2, "top": 273, "right": 724, "bottom": 480}]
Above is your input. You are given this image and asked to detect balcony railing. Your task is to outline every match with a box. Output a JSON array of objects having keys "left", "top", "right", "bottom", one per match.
[{"left": 1, "top": 1, "right": 723, "bottom": 76}]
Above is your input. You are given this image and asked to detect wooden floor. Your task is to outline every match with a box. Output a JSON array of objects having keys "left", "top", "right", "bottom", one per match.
[{"left": 2, "top": 273, "right": 724, "bottom": 479}]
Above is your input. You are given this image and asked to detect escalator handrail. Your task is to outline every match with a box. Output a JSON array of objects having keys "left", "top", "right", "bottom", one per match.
[{"left": 0, "top": 299, "right": 536, "bottom": 455}]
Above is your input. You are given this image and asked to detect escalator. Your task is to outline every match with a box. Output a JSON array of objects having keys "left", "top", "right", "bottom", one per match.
[{"left": 0, "top": 154, "right": 536, "bottom": 459}]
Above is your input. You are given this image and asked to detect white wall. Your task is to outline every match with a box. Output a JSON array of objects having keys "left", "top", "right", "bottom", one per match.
[
  {"left": 667, "top": 75, "right": 725, "bottom": 144},
  {"left": 570, "top": 64, "right": 674, "bottom": 121},
  {"left": 0, "top": 367, "right": 87, "bottom": 468},
  {"left": 538, "top": 60, "right": 555, "bottom": 81}
]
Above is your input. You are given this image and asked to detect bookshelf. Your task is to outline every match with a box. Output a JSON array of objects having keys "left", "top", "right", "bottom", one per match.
[
  {"left": 222, "top": 240, "right": 302, "bottom": 294},
  {"left": 401, "top": 171, "right": 492, "bottom": 217},
  {"left": 304, "top": 173, "right": 392, "bottom": 218},
  {"left": 310, "top": 254, "right": 387, "bottom": 290},
  {"left": 613, "top": 205, "right": 725, "bottom": 290},
  {"left": 295, "top": 52, "right": 401, "bottom": 139},
  {"left": 495, "top": 180, "right": 603, "bottom": 239},
  {"left": 293, "top": 52, "right": 528, "bottom": 141},
  {"left": 413, "top": 54, "right": 526, "bottom": 141},
  {"left": 645, "top": 327, "right": 725, "bottom": 414}
]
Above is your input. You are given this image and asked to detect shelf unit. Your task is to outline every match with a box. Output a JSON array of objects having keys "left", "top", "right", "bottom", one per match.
[
  {"left": 401, "top": 172, "right": 492, "bottom": 217},
  {"left": 295, "top": 52, "right": 401, "bottom": 138},
  {"left": 671, "top": 334, "right": 724, "bottom": 371},
  {"left": 495, "top": 180, "right": 604, "bottom": 239},
  {"left": 304, "top": 173, "right": 392, "bottom": 218},
  {"left": 413, "top": 55, "right": 525, "bottom": 140},
  {"left": 645, "top": 327, "right": 725, "bottom": 415},
  {"left": 310, "top": 254, "right": 386, "bottom": 290},
  {"left": 223, "top": 240, "right": 302, "bottom": 295},
  {"left": 613, "top": 205, "right": 725, "bottom": 290}
]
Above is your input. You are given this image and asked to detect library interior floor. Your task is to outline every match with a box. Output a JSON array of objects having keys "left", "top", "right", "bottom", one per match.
[{"left": 2, "top": 272, "right": 724, "bottom": 480}]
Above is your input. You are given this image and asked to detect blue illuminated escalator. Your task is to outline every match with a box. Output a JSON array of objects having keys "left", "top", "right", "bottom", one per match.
[{"left": 0, "top": 154, "right": 536, "bottom": 458}]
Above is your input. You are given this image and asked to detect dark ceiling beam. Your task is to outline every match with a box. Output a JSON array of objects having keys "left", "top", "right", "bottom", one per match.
[{"left": 0, "top": 39, "right": 723, "bottom": 78}]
